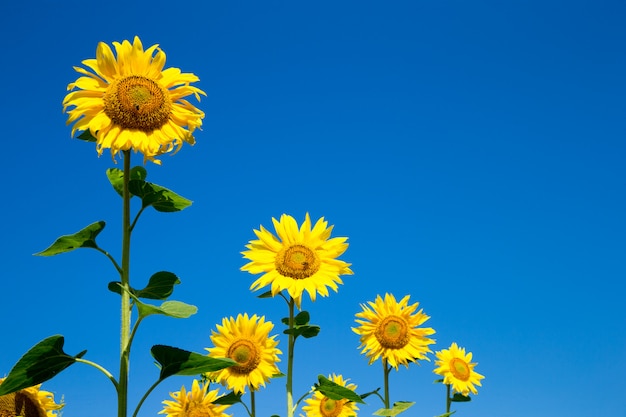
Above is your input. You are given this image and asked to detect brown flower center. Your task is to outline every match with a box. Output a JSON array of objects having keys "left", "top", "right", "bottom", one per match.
[
  {"left": 103, "top": 75, "right": 172, "bottom": 131},
  {"left": 0, "top": 392, "right": 45, "bottom": 417},
  {"left": 319, "top": 397, "right": 346, "bottom": 417},
  {"left": 275, "top": 244, "right": 320, "bottom": 279},
  {"left": 450, "top": 358, "right": 471, "bottom": 381},
  {"left": 227, "top": 339, "right": 261, "bottom": 375},
  {"left": 375, "top": 315, "right": 410, "bottom": 349}
]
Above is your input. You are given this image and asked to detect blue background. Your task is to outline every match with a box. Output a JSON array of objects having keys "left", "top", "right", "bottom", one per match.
[{"left": 1, "top": 1, "right": 624, "bottom": 416}]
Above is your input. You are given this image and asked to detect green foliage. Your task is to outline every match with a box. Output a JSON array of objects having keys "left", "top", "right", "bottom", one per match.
[
  {"left": 451, "top": 393, "right": 471, "bottom": 402},
  {"left": 136, "top": 299, "right": 198, "bottom": 319},
  {"left": 108, "top": 271, "right": 181, "bottom": 300},
  {"left": 315, "top": 375, "right": 365, "bottom": 404},
  {"left": 373, "top": 402, "right": 415, "bottom": 416},
  {"left": 129, "top": 179, "right": 191, "bottom": 212},
  {"left": 0, "top": 335, "right": 86, "bottom": 396},
  {"left": 282, "top": 311, "right": 321, "bottom": 339},
  {"left": 212, "top": 391, "right": 243, "bottom": 405},
  {"left": 76, "top": 130, "right": 97, "bottom": 142},
  {"left": 106, "top": 167, "right": 147, "bottom": 197},
  {"left": 34, "top": 221, "right": 106, "bottom": 256},
  {"left": 358, "top": 387, "right": 381, "bottom": 401},
  {"left": 151, "top": 345, "right": 235, "bottom": 381}
]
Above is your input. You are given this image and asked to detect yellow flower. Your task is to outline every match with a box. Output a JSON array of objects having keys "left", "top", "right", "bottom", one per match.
[
  {"left": 241, "top": 213, "right": 353, "bottom": 309},
  {"left": 160, "top": 379, "right": 231, "bottom": 417},
  {"left": 206, "top": 313, "right": 281, "bottom": 394},
  {"left": 433, "top": 342, "right": 484, "bottom": 396},
  {"left": 0, "top": 378, "right": 63, "bottom": 417},
  {"left": 302, "top": 374, "right": 359, "bottom": 417},
  {"left": 63, "top": 36, "right": 205, "bottom": 164},
  {"left": 353, "top": 293, "right": 435, "bottom": 369}
]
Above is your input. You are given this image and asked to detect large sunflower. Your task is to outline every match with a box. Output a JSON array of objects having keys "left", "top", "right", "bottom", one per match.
[
  {"left": 0, "top": 378, "right": 63, "bottom": 417},
  {"left": 353, "top": 293, "right": 435, "bottom": 369},
  {"left": 160, "top": 379, "right": 231, "bottom": 417},
  {"left": 241, "top": 213, "right": 353, "bottom": 309},
  {"left": 63, "top": 36, "right": 205, "bottom": 164},
  {"left": 433, "top": 342, "right": 485, "bottom": 396},
  {"left": 206, "top": 313, "right": 281, "bottom": 394},
  {"left": 302, "top": 374, "right": 359, "bottom": 417}
]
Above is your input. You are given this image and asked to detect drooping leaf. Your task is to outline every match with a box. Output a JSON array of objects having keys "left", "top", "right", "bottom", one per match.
[
  {"left": 284, "top": 324, "right": 320, "bottom": 339},
  {"left": 315, "top": 375, "right": 365, "bottom": 404},
  {"left": 34, "top": 221, "right": 105, "bottom": 256},
  {"left": 257, "top": 290, "right": 274, "bottom": 299},
  {"left": 77, "top": 130, "right": 97, "bottom": 142},
  {"left": 359, "top": 387, "right": 381, "bottom": 400},
  {"left": 151, "top": 345, "right": 235, "bottom": 380},
  {"left": 135, "top": 271, "right": 181, "bottom": 300},
  {"left": 0, "top": 335, "right": 86, "bottom": 396},
  {"left": 373, "top": 402, "right": 415, "bottom": 416},
  {"left": 451, "top": 393, "right": 471, "bottom": 402},
  {"left": 128, "top": 180, "right": 192, "bottom": 212},
  {"left": 106, "top": 167, "right": 148, "bottom": 197},
  {"left": 212, "top": 391, "right": 243, "bottom": 405},
  {"left": 136, "top": 299, "right": 197, "bottom": 319}
]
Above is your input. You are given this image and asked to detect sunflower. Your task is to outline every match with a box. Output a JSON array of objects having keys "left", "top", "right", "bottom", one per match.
[
  {"left": 241, "top": 213, "right": 352, "bottom": 309},
  {"left": 160, "top": 379, "right": 231, "bottom": 417},
  {"left": 63, "top": 36, "right": 205, "bottom": 164},
  {"left": 206, "top": 313, "right": 281, "bottom": 394},
  {"left": 433, "top": 342, "right": 484, "bottom": 396},
  {"left": 353, "top": 293, "right": 435, "bottom": 369},
  {"left": 0, "top": 378, "right": 63, "bottom": 417},
  {"left": 302, "top": 374, "right": 359, "bottom": 417}
]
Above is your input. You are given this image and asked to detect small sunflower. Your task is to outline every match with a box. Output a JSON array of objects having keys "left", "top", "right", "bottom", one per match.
[
  {"left": 433, "top": 342, "right": 484, "bottom": 396},
  {"left": 0, "top": 378, "right": 63, "bottom": 417},
  {"left": 63, "top": 36, "right": 205, "bottom": 164},
  {"left": 160, "top": 379, "right": 231, "bottom": 417},
  {"left": 206, "top": 313, "right": 281, "bottom": 394},
  {"left": 241, "top": 213, "right": 353, "bottom": 309},
  {"left": 353, "top": 293, "right": 435, "bottom": 369},
  {"left": 302, "top": 374, "right": 359, "bottom": 417}
]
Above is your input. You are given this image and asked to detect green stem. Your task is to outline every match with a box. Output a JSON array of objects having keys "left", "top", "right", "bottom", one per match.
[
  {"left": 286, "top": 297, "right": 295, "bottom": 417},
  {"left": 75, "top": 358, "right": 119, "bottom": 390},
  {"left": 446, "top": 383, "right": 451, "bottom": 414},
  {"left": 250, "top": 389, "right": 256, "bottom": 417},
  {"left": 94, "top": 246, "right": 123, "bottom": 275},
  {"left": 118, "top": 150, "right": 132, "bottom": 417},
  {"left": 382, "top": 359, "right": 391, "bottom": 409},
  {"left": 131, "top": 379, "right": 163, "bottom": 417}
]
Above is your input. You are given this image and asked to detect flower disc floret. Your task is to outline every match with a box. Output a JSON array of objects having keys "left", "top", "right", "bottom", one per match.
[
  {"left": 353, "top": 293, "right": 435, "bottom": 369},
  {"left": 160, "top": 379, "right": 231, "bottom": 417},
  {"left": 63, "top": 36, "right": 206, "bottom": 164},
  {"left": 0, "top": 379, "right": 63, "bottom": 417},
  {"left": 241, "top": 213, "right": 353, "bottom": 309},
  {"left": 433, "top": 342, "right": 485, "bottom": 396}
]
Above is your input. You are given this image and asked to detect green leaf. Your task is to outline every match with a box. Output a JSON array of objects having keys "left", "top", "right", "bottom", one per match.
[
  {"left": 433, "top": 378, "right": 444, "bottom": 384},
  {"left": 135, "top": 271, "right": 181, "bottom": 300},
  {"left": 106, "top": 167, "right": 149, "bottom": 197},
  {"left": 295, "top": 311, "right": 310, "bottom": 326},
  {"left": 284, "top": 324, "right": 320, "bottom": 339},
  {"left": 315, "top": 375, "right": 365, "bottom": 404},
  {"left": 451, "top": 393, "right": 471, "bottom": 402},
  {"left": 373, "top": 402, "right": 415, "bottom": 416},
  {"left": 213, "top": 391, "right": 243, "bottom": 405},
  {"left": 0, "top": 335, "right": 86, "bottom": 396},
  {"left": 128, "top": 180, "right": 192, "bottom": 212},
  {"left": 151, "top": 345, "right": 235, "bottom": 380},
  {"left": 34, "top": 221, "right": 105, "bottom": 256},
  {"left": 136, "top": 300, "right": 197, "bottom": 319},
  {"left": 359, "top": 387, "right": 381, "bottom": 400},
  {"left": 257, "top": 290, "right": 274, "bottom": 299},
  {"left": 76, "top": 130, "right": 97, "bottom": 142}
]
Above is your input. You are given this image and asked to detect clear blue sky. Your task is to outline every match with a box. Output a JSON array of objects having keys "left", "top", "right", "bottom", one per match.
[{"left": 1, "top": 1, "right": 624, "bottom": 417}]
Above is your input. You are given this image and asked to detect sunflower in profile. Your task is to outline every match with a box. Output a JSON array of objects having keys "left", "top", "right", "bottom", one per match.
[
  {"left": 0, "top": 378, "right": 63, "bottom": 417},
  {"left": 160, "top": 379, "right": 231, "bottom": 417},
  {"left": 63, "top": 36, "right": 205, "bottom": 164},
  {"left": 206, "top": 313, "right": 281, "bottom": 394},
  {"left": 433, "top": 342, "right": 484, "bottom": 396},
  {"left": 302, "top": 374, "right": 359, "bottom": 417},
  {"left": 241, "top": 213, "right": 353, "bottom": 309},
  {"left": 353, "top": 293, "right": 435, "bottom": 369}
]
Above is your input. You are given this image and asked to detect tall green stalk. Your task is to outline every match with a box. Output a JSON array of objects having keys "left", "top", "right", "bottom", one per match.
[
  {"left": 286, "top": 297, "right": 295, "bottom": 417},
  {"left": 117, "top": 150, "right": 132, "bottom": 417},
  {"left": 445, "top": 383, "right": 451, "bottom": 414},
  {"left": 382, "top": 358, "right": 391, "bottom": 409}
]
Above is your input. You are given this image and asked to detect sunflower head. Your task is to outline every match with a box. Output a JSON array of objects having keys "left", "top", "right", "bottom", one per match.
[
  {"left": 160, "top": 379, "right": 231, "bottom": 417},
  {"left": 352, "top": 293, "right": 436, "bottom": 369},
  {"left": 205, "top": 313, "right": 281, "bottom": 394},
  {"left": 63, "top": 36, "right": 206, "bottom": 164},
  {"left": 0, "top": 379, "right": 63, "bottom": 417},
  {"left": 433, "top": 342, "right": 485, "bottom": 396},
  {"left": 241, "top": 213, "right": 353, "bottom": 309},
  {"left": 302, "top": 374, "right": 359, "bottom": 417}
]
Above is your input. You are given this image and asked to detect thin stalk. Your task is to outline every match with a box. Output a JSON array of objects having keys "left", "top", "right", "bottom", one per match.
[
  {"left": 250, "top": 389, "right": 256, "bottom": 417},
  {"left": 446, "top": 383, "right": 451, "bottom": 414},
  {"left": 382, "top": 359, "right": 391, "bottom": 409},
  {"left": 75, "top": 358, "right": 119, "bottom": 390},
  {"left": 286, "top": 297, "right": 295, "bottom": 417},
  {"left": 118, "top": 150, "right": 132, "bottom": 417},
  {"left": 131, "top": 379, "right": 162, "bottom": 417}
]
